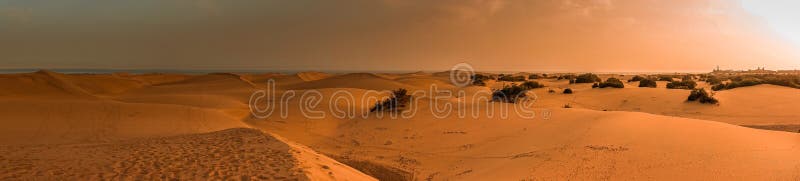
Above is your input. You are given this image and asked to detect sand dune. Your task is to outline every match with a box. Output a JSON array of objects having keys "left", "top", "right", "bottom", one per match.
[
  {"left": 257, "top": 104, "right": 800, "bottom": 180},
  {"left": 297, "top": 71, "right": 333, "bottom": 82},
  {"left": 286, "top": 73, "right": 414, "bottom": 90},
  {"left": 0, "top": 128, "right": 375, "bottom": 180},
  {"left": 1, "top": 71, "right": 799, "bottom": 180},
  {"left": 0, "top": 99, "right": 247, "bottom": 145},
  {"left": 0, "top": 70, "right": 96, "bottom": 98},
  {"left": 525, "top": 79, "right": 800, "bottom": 125}
]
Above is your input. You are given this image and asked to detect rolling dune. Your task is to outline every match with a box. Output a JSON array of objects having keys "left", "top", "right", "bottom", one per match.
[{"left": 1, "top": 71, "right": 799, "bottom": 180}]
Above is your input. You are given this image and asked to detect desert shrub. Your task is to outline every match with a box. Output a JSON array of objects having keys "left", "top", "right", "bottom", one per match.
[
  {"left": 638, "top": 79, "right": 657, "bottom": 88},
  {"left": 712, "top": 74, "right": 800, "bottom": 90},
  {"left": 548, "top": 89, "right": 556, "bottom": 93},
  {"left": 598, "top": 77, "right": 625, "bottom": 88},
  {"left": 520, "top": 81, "right": 545, "bottom": 89},
  {"left": 471, "top": 74, "right": 489, "bottom": 86},
  {"left": 628, "top": 75, "right": 647, "bottom": 82},
  {"left": 370, "top": 89, "right": 412, "bottom": 112},
  {"left": 498, "top": 75, "right": 526, "bottom": 82},
  {"left": 558, "top": 74, "right": 576, "bottom": 80},
  {"left": 563, "top": 104, "right": 572, "bottom": 108},
  {"left": 657, "top": 76, "right": 674, "bottom": 82},
  {"left": 687, "top": 88, "right": 718, "bottom": 104},
  {"left": 666, "top": 80, "right": 697, "bottom": 89},
  {"left": 569, "top": 79, "right": 575, "bottom": 84},
  {"left": 528, "top": 74, "right": 543, "bottom": 79},
  {"left": 563, "top": 88, "right": 573, "bottom": 94},
  {"left": 681, "top": 75, "right": 694, "bottom": 81},
  {"left": 705, "top": 75, "right": 723, "bottom": 85},
  {"left": 492, "top": 84, "right": 530, "bottom": 103},
  {"left": 574, "top": 73, "right": 601, "bottom": 83},
  {"left": 591, "top": 82, "right": 599, "bottom": 88}
]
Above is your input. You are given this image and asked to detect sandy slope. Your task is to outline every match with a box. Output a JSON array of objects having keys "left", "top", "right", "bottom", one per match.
[
  {"left": 254, "top": 97, "right": 800, "bottom": 180},
  {"left": 0, "top": 128, "right": 375, "bottom": 181},
  {"left": 1, "top": 71, "right": 799, "bottom": 180},
  {"left": 520, "top": 79, "right": 800, "bottom": 125}
]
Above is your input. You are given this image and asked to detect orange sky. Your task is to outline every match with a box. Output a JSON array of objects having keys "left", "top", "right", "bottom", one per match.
[{"left": 0, "top": 0, "right": 798, "bottom": 72}]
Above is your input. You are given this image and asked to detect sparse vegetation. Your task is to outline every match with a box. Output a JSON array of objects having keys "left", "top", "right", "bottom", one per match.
[
  {"left": 657, "top": 76, "right": 675, "bottom": 82},
  {"left": 704, "top": 75, "right": 724, "bottom": 85},
  {"left": 528, "top": 74, "right": 543, "bottom": 79},
  {"left": 557, "top": 74, "right": 576, "bottom": 80},
  {"left": 710, "top": 74, "right": 800, "bottom": 91},
  {"left": 638, "top": 78, "right": 657, "bottom": 88},
  {"left": 598, "top": 77, "right": 625, "bottom": 88},
  {"left": 687, "top": 88, "right": 718, "bottom": 104},
  {"left": 563, "top": 88, "right": 573, "bottom": 94},
  {"left": 574, "top": 73, "right": 601, "bottom": 83},
  {"left": 370, "top": 89, "right": 412, "bottom": 112},
  {"left": 666, "top": 80, "right": 697, "bottom": 89},
  {"left": 498, "top": 75, "right": 526, "bottom": 82}
]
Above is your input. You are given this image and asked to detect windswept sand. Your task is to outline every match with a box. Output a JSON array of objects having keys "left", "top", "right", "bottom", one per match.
[
  {"left": 0, "top": 128, "right": 375, "bottom": 180},
  {"left": 1, "top": 70, "right": 799, "bottom": 180}
]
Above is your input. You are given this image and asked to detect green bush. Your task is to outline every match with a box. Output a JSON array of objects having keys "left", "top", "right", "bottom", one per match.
[
  {"left": 471, "top": 74, "right": 489, "bottom": 86},
  {"left": 687, "top": 88, "right": 718, "bottom": 104},
  {"left": 628, "top": 75, "right": 647, "bottom": 82},
  {"left": 666, "top": 80, "right": 697, "bottom": 89},
  {"left": 639, "top": 79, "right": 657, "bottom": 88},
  {"left": 370, "top": 89, "right": 412, "bottom": 112},
  {"left": 598, "top": 77, "right": 625, "bottom": 88},
  {"left": 492, "top": 84, "right": 530, "bottom": 103},
  {"left": 520, "top": 81, "right": 545, "bottom": 89},
  {"left": 574, "top": 73, "right": 601, "bottom": 83}
]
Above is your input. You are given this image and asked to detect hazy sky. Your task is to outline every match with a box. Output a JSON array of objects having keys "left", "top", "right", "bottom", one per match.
[{"left": 0, "top": 0, "right": 798, "bottom": 72}]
